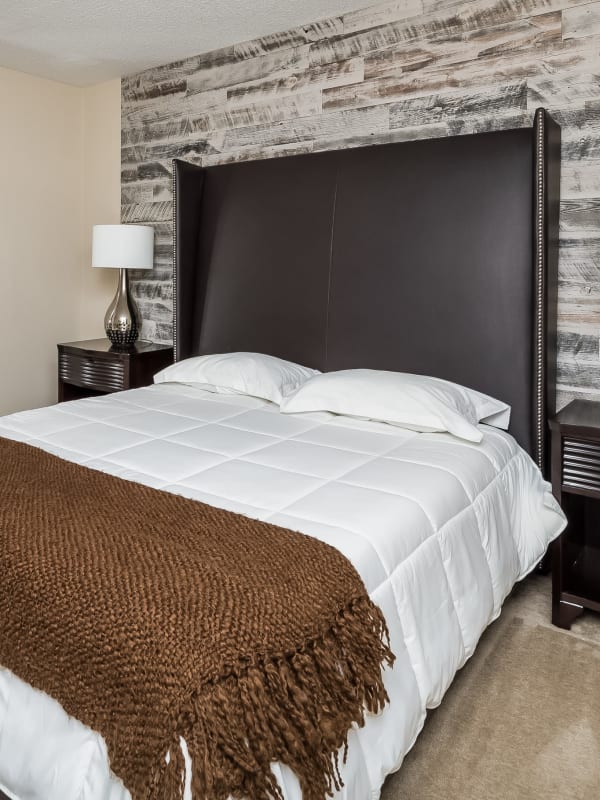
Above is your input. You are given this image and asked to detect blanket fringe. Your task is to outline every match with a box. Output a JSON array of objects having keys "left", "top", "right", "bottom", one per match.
[{"left": 153, "top": 596, "right": 394, "bottom": 800}]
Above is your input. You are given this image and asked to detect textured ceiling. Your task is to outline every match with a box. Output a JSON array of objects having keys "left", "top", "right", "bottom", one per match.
[{"left": 0, "top": 0, "right": 374, "bottom": 86}]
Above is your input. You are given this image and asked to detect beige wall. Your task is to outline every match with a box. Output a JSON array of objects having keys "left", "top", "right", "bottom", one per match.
[
  {"left": 80, "top": 79, "right": 122, "bottom": 338},
  {"left": 0, "top": 69, "right": 120, "bottom": 415}
]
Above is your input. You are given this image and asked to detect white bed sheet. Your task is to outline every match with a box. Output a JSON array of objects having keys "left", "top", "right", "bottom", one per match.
[{"left": 0, "top": 383, "right": 566, "bottom": 800}]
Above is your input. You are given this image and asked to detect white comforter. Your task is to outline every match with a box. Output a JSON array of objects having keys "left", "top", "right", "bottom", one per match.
[{"left": 0, "top": 384, "right": 565, "bottom": 800}]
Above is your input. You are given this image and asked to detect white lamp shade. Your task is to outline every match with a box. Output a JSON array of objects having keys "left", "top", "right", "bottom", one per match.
[{"left": 92, "top": 224, "right": 154, "bottom": 270}]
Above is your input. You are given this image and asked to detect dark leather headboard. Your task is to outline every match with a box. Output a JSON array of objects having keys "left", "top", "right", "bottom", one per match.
[{"left": 173, "top": 108, "right": 560, "bottom": 475}]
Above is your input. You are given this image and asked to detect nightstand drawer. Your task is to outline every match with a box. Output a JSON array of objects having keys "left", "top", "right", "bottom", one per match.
[
  {"left": 58, "top": 339, "right": 173, "bottom": 403},
  {"left": 562, "top": 437, "right": 600, "bottom": 492},
  {"left": 58, "top": 352, "right": 125, "bottom": 393}
]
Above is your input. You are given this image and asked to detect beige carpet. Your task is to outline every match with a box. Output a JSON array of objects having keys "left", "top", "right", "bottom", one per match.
[{"left": 382, "top": 574, "right": 600, "bottom": 800}]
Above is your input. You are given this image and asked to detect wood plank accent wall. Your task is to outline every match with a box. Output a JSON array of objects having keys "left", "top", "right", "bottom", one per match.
[{"left": 121, "top": 0, "right": 600, "bottom": 409}]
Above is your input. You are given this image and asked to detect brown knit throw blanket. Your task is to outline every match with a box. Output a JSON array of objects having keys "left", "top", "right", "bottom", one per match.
[{"left": 0, "top": 437, "right": 394, "bottom": 800}]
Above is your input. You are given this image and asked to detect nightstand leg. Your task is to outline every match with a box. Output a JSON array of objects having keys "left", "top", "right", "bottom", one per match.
[{"left": 552, "top": 600, "right": 584, "bottom": 630}]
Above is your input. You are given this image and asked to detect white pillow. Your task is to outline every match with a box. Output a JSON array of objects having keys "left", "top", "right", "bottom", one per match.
[
  {"left": 154, "top": 352, "right": 319, "bottom": 404},
  {"left": 280, "top": 369, "right": 511, "bottom": 443}
]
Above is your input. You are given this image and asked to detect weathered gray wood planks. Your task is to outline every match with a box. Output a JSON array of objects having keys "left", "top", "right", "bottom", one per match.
[{"left": 121, "top": 0, "right": 600, "bottom": 407}]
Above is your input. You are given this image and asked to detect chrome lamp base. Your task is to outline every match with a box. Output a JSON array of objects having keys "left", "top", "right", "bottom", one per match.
[{"left": 104, "top": 268, "right": 141, "bottom": 350}]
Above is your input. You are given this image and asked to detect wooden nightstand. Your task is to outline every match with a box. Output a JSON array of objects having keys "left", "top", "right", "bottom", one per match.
[
  {"left": 57, "top": 339, "right": 173, "bottom": 402},
  {"left": 550, "top": 400, "right": 600, "bottom": 629}
]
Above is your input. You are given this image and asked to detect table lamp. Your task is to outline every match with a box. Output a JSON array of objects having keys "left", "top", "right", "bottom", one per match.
[{"left": 92, "top": 224, "right": 154, "bottom": 349}]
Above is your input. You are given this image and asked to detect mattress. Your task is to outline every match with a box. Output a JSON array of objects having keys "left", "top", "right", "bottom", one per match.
[{"left": 0, "top": 383, "right": 566, "bottom": 800}]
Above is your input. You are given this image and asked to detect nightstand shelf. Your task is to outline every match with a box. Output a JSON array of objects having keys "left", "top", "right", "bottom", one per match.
[
  {"left": 563, "top": 544, "right": 600, "bottom": 610},
  {"left": 57, "top": 339, "right": 173, "bottom": 402},
  {"left": 550, "top": 400, "right": 600, "bottom": 629}
]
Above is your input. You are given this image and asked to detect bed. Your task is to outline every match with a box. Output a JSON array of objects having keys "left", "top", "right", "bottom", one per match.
[{"left": 0, "top": 108, "right": 565, "bottom": 800}]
